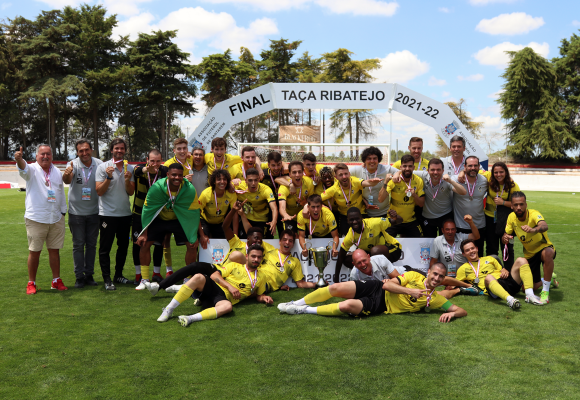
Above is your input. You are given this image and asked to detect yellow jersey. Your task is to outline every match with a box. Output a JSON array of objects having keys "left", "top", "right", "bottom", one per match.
[
  {"left": 315, "top": 181, "right": 338, "bottom": 212},
  {"left": 341, "top": 217, "right": 400, "bottom": 253},
  {"left": 456, "top": 256, "right": 503, "bottom": 295},
  {"left": 392, "top": 158, "right": 430, "bottom": 172},
  {"left": 386, "top": 175, "right": 425, "bottom": 223},
  {"left": 198, "top": 187, "right": 237, "bottom": 225},
  {"left": 384, "top": 272, "right": 451, "bottom": 314},
  {"left": 164, "top": 155, "right": 194, "bottom": 174},
  {"left": 219, "top": 235, "right": 277, "bottom": 267},
  {"left": 297, "top": 207, "right": 337, "bottom": 237},
  {"left": 277, "top": 176, "right": 315, "bottom": 217},
  {"left": 481, "top": 171, "right": 521, "bottom": 218},
  {"left": 234, "top": 182, "right": 276, "bottom": 222},
  {"left": 215, "top": 262, "right": 267, "bottom": 305},
  {"left": 204, "top": 153, "right": 242, "bottom": 178},
  {"left": 230, "top": 162, "right": 269, "bottom": 180},
  {"left": 260, "top": 250, "right": 304, "bottom": 292},
  {"left": 147, "top": 181, "right": 200, "bottom": 221},
  {"left": 321, "top": 176, "right": 366, "bottom": 216},
  {"left": 505, "top": 209, "right": 553, "bottom": 258}
]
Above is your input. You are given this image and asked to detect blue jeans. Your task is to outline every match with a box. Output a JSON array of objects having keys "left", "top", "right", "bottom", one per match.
[{"left": 68, "top": 213, "right": 100, "bottom": 279}]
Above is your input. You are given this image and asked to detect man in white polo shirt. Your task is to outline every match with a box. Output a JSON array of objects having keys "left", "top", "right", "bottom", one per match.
[
  {"left": 95, "top": 138, "right": 135, "bottom": 290},
  {"left": 15, "top": 144, "right": 68, "bottom": 295},
  {"left": 62, "top": 139, "right": 103, "bottom": 288}
]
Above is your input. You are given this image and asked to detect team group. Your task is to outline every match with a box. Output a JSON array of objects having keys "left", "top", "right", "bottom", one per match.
[{"left": 15, "top": 134, "right": 558, "bottom": 326}]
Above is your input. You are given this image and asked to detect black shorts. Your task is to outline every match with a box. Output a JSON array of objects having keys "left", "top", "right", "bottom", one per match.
[
  {"left": 201, "top": 219, "right": 225, "bottom": 239},
  {"left": 198, "top": 274, "right": 229, "bottom": 309},
  {"left": 338, "top": 214, "right": 349, "bottom": 237},
  {"left": 284, "top": 220, "right": 298, "bottom": 233},
  {"left": 526, "top": 246, "right": 556, "bottom": 283},
  {"left": 387, "top": 247, "right": 402, "bottom": 263},
  {"left": 495, "top": 276, "right": 521, "bottom": 297},
  {"left": 387, "top": 221, "right": 423, "bottom": 238},
  {"left": 147, "top": 218, "right": 188, "bottom": 246},
  {"left": 240, "top": 220, "right": 269, "bottom": 239},
  {"left": 353, "top": 280, "right": 387, "bottom": 316},
  {"left": 131, "top": 214, "right": 143, "bottom": 242}
]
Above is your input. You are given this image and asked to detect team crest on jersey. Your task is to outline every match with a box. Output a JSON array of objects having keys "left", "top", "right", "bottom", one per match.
[
  {"left": 331, "top": 220, "right": 336, "bottom": 226},
  {"left": 485, "top": 260, "right": 490, "bottom": 264},
  {"left": 224, "top": 164, "right": 229, "bottom": 169},
  {"left": 269, "top": 193, "right": 274, "bottom": 199},
  {"left": 255, "top": 195, "right": 259, "bottom": 199},
  {"left": 211, "top": 244, "right": 226, "bottom": 264},
  {"left": 419, "top": 243, "right": 430, "bottom": 265},
  {"left": 322, "top": 224, "right": 326, "bottom": 229},
  {"left": 225, "top": 200, "right": 229, "bottom": 205},
  {"left": 381, "top": 217, "right": 387, "bottom": 221},
  {"left": 368, "top": 233, "right": 374, "bottom": 238},
  {"left": 537, "top": 215, "right": 542, "bottom": 219},
  {"left": 442, "top": 121, "right": 459, "bottom": 136}
]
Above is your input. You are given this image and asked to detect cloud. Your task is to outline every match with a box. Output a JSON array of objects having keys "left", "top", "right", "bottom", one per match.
[
  {"left": 1, "top": 2, "right": 11, "bottom": 10},
  {"left": 457, "top": 74, "right": 484, "bottom": 82},
  {"left": 101, "top": 0, "right": 154, "bottom": 17},
  {"left": 438, "top": 7, "right": 450, "bottom": 13},
  {"left": 374, "top": 111, "right": 439, "bottom": 152},
  {"left": 442, "top": 91, "right": 450, "bottom": 97},
  {"left": 473, "top": 41, "right": 549, "bottom": 69},
  {"left": 573, "top": 20, "right": 580, "bottom": 27},
  {"left": 114, "top": 7, "right": 278, "bottom": 55},
  {"left": 35, "top": 0, "right": 83, "bottom": 7},
  {"left": 201, "top": 0, "right": 399, "bottom": 16},
  {"left": 488, "top": 90, "right": 504, "bottom": 99},
  {"left": 428, "top": 76, "right": 446, "bottom": 86},
  {"left": 374, "top": 50, "right": 429, "bottom": 83},
  {"left": 476, "top": 12, "right": 544, "bottom": 35},
  {"left": 469, "top": 0, "right": 519, "bottom": 5}
]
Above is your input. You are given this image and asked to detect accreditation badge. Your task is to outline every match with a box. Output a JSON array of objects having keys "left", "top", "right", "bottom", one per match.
[
  {"left": 82, "top": 187, "right": 91, "bottom": 201},
  {"left": 47, "top": 189, "right": 56, "bottom": 203}
]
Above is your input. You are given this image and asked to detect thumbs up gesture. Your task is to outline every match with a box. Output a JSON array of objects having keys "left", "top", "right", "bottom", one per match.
[
  {"left": 64, "top": 160, "right": 74, "bottom": 176},
  {"left": 14, "top": 146, "right": 24, "bottom": 162}
]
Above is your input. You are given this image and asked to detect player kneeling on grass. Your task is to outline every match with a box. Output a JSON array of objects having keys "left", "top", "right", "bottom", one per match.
[
  {"left": 278, "top": 263, "right": 467, "bottom": 323},
  {"left": 440, "top": 239, "right": 529, "bottom": 310},
  {"left": 156, "top": 244, "right": 273, "bottom": 325}
]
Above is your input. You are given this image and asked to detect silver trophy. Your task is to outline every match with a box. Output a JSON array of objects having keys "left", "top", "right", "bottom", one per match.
[{"left": 306, "top": 240, "right": 334, "bottom": 287}]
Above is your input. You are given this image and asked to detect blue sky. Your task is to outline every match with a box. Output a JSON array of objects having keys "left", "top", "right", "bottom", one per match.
[{"left": 3, "top": 0, "right": 579, "bottom": 154}]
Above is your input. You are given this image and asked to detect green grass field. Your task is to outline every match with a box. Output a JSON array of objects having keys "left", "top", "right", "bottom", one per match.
[{"left": 1, "top": 189, "right": 579, "bottom": 399}]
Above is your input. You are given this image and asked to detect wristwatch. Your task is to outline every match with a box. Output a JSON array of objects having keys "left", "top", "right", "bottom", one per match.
[{"left": 106, "top": 176, "right": 113, "bottom": 180}]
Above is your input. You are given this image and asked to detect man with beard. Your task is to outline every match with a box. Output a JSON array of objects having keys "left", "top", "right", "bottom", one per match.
[
  {"left": 16, "top": 144, "right": 68, "bottom": 294},
  {"left": 132, "top": 149, "right": 167, "bottom": 288},
  {"left": 392, "top": 137, "right": 430, "bottom": 172},
  {"left": 95, "top": 138, "right": 135, "bottom": 290},
  {"left": 230, "top": 146, "right": 264, "bottom": 185},
  {"left": 278, "top": 161, "right": 315, "bottom": 232},
  {"left": 261, "top": 230, "right": 317, "bottom": 292},
  {"left": 234, "top": 168, "right": 278, "bottom": 238},
  {"left": 453, "top": 156, "right": 488, "bottom": 256},
  {"left": 261, "top": 151, "right": 289, "bottom": 238},
  {"left": 332, "top": 207, "right": 403, "bottom": 283},
  {"left": 378, "top": 155, "right": 425, "bottom": 238},
  {"left": 503, "top": 191, "right": 557, "bottom": 305},
  {"left": 62, "top": 139, "right": 103, "bottom": 288},
  {"left": 321, "top": 163, "right": 382, "bottom": 236},
  {"left": 297, "top": 194, "right": 339, "bottom": 258},
  {"left": 156, "top": 244, "right": 273, "bottom": 324},
  {"left": 278, "top": 263, "right": 467, "bottom": 322}
]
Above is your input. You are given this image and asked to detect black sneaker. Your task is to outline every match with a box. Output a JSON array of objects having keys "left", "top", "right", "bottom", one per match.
[
  {"left": 104, "top": 280, "right": 116, "bottom": 291},
  {"left": 114, "top": 276, "right": 135, "bottom": 285},
  {"left": 75, "top": 278, "right": 85, "bottom": 289},
  {"left": 84, "top": 275, "right": 98, "bottom": 286}
]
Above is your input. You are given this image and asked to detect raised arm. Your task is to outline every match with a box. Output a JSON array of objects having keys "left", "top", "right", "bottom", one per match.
[
  {"left": 223, "top": 200, "right": 245, "bottom": 241},
  {"left": 464, "top": 215, "right": 480, "bottom": 240},
  {"left": 444, "top": 174, "right": 467, "bottom": 195}
]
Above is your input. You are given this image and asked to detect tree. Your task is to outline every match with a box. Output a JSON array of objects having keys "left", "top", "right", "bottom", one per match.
[
  {"left": 498, "top": 47, "right": 576, "bottom": 159},
  {"left": 198, "top": 50, "right": 238, "bottom": 112},
  {"left": 127, "top": 30, "right": 198, "bottom": 159},
  {"left": 436, "top": 99, "right": 484, "bottom": 157},
  {"left": 554, "top": 31, "right": 580, "bottom": 157}
]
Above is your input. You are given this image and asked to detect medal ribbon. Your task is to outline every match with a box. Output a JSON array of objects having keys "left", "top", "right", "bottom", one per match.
[
  {"left": 339, "top": 181, "right": 352, "bottom": 205},
  {"left": 277, "top": 250, "right": 290, "bottom": 270},
  {"left": 451, "top": 156, "right": 465, "bottom": 175},
  {"left": 403, "top": 177, "right": 413, "bottom": 194},
  {"left": 468, "top": 259, "right": 481, "bottom": 281},
  {"left": 245, "top": 265, "right": 258, "bottom": 291},
  {"left": 423, "top": 281, "right": 436, "bottom": 308},
  {"left": 466, "top": 177, "right": 476, "bottom": 198},
  {"left": 503, "top": 244, "right": 509, "bottom": 262},
  {"left": 43, "top": 165, "right": 52, "bottom": 188},
  {"left": 166, "top": 179, "right": 181, "bottom": 209},
  {"left": 213, "top": 190, "right": 221, "bottom": 214},
  {"left": 354, "top": 225, "right": 365, "bottom": 248},
  {"left": 147, "top": 165, "right": 158, "bottom": 187},
  {"left": 175, "top": 157, "right": 192, "bottom": 172},
  {"left": 309, "top": 214, "right": 319, "bottom": 237},
  {"left": 417, "top": 158, "right": 422, "bottom": 171},
  {"left": 269, "top": 170, "right": 278, "bottom": 191},
  {"left": 429, "top": 178, "right": 442, "bottom": 200}
]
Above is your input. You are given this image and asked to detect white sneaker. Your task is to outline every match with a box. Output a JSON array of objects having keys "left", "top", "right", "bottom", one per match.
[
  {"left": 146, "top": 282, "right": 159, "bottom": 296},
  {"left": 193, "top": 298, "right": 200, "bottom": 306},
  {"left": 157, "top": 307, "right": 173, "bottom": 322},
  {"left": 178, "top": 315, "right": 193, "bottom": 327},
  {"left": 135, "top": 279, "right": 149, "bottom": 291},
  {"left": 507, "top": 297, "right": 521, "bottom": 310},
  {"left": 165, "top": 284, "right": 182, "bottom": 293},
  {"left": 277, "top": 301, "right": 296, "bottom": 313},
  {"left": 286, "top": 305, "right": 308, "bottom": 315},
  {"left": 525, "top": 295, "right": 545, "bottom": 306}
]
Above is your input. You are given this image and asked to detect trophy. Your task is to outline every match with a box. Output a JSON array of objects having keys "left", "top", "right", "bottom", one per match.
[{"left": 306, "top": 239, "right": 334, "bottom": 287}]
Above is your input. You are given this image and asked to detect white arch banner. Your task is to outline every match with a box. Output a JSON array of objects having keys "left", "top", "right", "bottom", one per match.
[{"left": 189, "top": 83, "right": 488, "bottom": 168}]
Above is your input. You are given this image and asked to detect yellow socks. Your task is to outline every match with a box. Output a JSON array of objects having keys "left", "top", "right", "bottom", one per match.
[
  {"left": 315, "top": 303, "right": 344, "bottom": 316},
  {"left": 200, "top": 307, "right": 218, "bottom": 320},
  {"left": 174, "top": 285, "right": 194, "bottom": 304},
  {"left": 141, "top": 265, "right": 150, "bottom": 281},
  {"left": 303, "top": 287, "right": 332, "bottom": 305},
  {"left": 163, "top": 248, "right": 172, "bottom": 268},
  {"left": 488, "top": 280, "right": 510, "bottom": 301},
  {"left": 520, "top": 264, "right": 534, "bottom": 290}
]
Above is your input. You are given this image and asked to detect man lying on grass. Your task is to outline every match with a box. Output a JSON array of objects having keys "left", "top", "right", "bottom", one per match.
[
  {"left": 156, "top": 244, "right": 273, "bottom": 325},
  {"left": 278, "top": 263, "right": 467, "bottom": 323}
]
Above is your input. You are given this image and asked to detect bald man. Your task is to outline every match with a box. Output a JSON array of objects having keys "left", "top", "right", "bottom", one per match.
[{"left": 349, "top": 249, "right": 405, "bottom": 282}]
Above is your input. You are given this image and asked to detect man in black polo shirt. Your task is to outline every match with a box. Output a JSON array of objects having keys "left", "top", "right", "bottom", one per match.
[
  {"left": 132, "top": 149, "right": 168, "bottom": 289},
  {"left": 261, "top": 151, "right": 288, "bottom": 238}
]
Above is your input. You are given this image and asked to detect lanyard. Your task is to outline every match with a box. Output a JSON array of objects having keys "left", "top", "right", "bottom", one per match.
[
  {"left": 269, "top": 170, "right": 278, "bottom": 191},
  {"left": 245, "top": 266, "right": 258, "bottom": 291},
  {"left": 213, "top": 190, "right": 221, "bottom": 214},
  {"left": 43, "top": 166, "right": 52, "bottom": 188},
  {"left": 309, "top": 214, "right": 319, "bottom": 237},
  {"left": 496, "top": 184, "right": 505, "bottom": 198},
  {"left": 176, "top": 157, "right": 191, "bottom": 171},
  {"left": 354, "top": 225, "right": 365, "bottom": 248},
  {"left": 446, "top": 241, "right": 456, "bottom": 261},
  {"left": 364, "top": 167, "right": 378, "bottom": 180},
  {"left": 166, "top": 180, "right": 181, "bottom": 209},
  {"left": 466, "top": 178, "right": 476, "bottom": 198},
  {"left": 339, "top": 181, "right": 352, "bottom": 204},
  {"left": 277, "top": 250, "right": 290, "bottom": 271},
  {"left": 147, "top": 165, "right": 158, "bottom": 187},
  {"left": 423, "top": 281, "right": 436, "bottom": 308},
  {"left": 429, "top": 178, "right": 442, "bottom": 200},
  {"left": 468, "top": 259, "right": 481, "bottom": 280},
  {"left": 451, "top": 156, "right": 465, "bottom": 175},
  {"left": 81, "top": 164, "right": 93, "bottom": 185}
]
